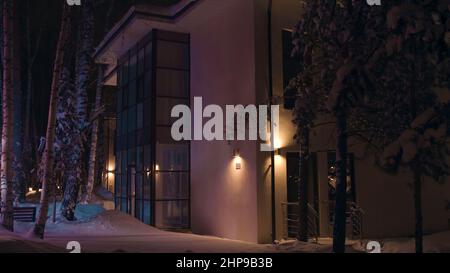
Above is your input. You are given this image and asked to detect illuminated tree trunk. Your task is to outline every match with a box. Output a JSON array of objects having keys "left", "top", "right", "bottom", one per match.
[
  {"left": 33, "top": 3, "right": 71, "bottom": 238},
  {"left": 61, "top": 0, "right": 94, "bottom": 219},
  {"left": 82, "top": 66, "right": 104, "bottom": 203},
  {"left": 83, "top": 0, "right": 115, "bottom": 203},
  {"left": 1, "top": 0, "right": 14, "bottom": 231}
]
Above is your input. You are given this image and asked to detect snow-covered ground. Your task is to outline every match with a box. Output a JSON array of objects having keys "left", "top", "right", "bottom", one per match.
[{"left": 0, "top": 203, "right": 449, "bottom": 253}]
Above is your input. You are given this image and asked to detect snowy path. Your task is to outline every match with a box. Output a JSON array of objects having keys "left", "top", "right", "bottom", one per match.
[
  {"left": 2, "top": 205, "right": 448, "bottom": 253},
  {"left": 5, "top": 207, "right": 340, "bottom": 253}
]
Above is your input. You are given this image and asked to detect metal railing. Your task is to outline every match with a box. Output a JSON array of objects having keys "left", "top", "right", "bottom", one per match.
[
  {"left": 282, "top": 201, "right": 365, "bottom": 242},
  {"left": 348, "top": 202, "right": 365, "bottom": 241},
  {"left": 281, "top": 202, "right": 319, "bottom": 242}
]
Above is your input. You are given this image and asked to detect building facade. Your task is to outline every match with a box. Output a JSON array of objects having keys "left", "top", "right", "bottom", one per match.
[{"left": 95, "top": 0, "right": 450, "bottom": 243}]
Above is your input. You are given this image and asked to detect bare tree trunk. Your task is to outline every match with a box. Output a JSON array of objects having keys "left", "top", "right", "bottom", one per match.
[
  {"left": 82, "top": 0, "right": 116, "bottom": 203},
  {"left": 413, "top": 163, "right": 423, "bottom": 253},
  {"left": 82, "top": 66, "right": 104, "bottom": 203},
  {"left": 1, "top": 0, "right": 14, "bottom": 231},
  {"left": 297, "top": 129, "right": 309, "bottom": 242},
  {"left": 61, "top": 0, "right": 94, "bottom": 219},
  {"left": 333, "top": 110, "right": 348, "bottom": 253},
  {"left": 12, "top": 1, "right": 25, "bottom": 202},
  {"left": 0, "top": 0, "right": 3, "bottom": 172},
  {"left": 32, "top": 3, "right": 71, "bottom": 239}
]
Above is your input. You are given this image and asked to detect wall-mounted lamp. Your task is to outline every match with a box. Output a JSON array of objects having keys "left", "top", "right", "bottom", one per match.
[{"left": 233, "top": 149, "right": 242, "bottom": 170}]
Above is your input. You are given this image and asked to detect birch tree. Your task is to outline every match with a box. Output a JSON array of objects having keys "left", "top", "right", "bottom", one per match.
[
  {"left": 83, "top": 0, "right": 116, "bottom": 203},
  {"left": 0, "top": 0, "right": 14, "bottom": 231},
  {"left": 61, "top": 0, "right": 94, "bottom": 220},
  {"left": 32, "top": 3, "right": 72, "bottom": 238},
  {"left": 12, "top": 1, "right": 25, "bottom": 202}
]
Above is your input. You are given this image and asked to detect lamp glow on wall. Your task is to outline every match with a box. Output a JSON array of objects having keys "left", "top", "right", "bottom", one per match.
[
  {"left": 265, "top": 119, "right": 282, "bottom": 151},
  {"left": 106, "top": 163, "right": 115, "bottom": 192},
  {"left": 233, "top": 149, "right": 242, "bottom": 170}
]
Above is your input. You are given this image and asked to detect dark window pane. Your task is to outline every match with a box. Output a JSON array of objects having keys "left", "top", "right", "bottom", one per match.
[
  {"left": 156, "top": 97, "right": 188, "bottom": 126},
  {"left": 136, "top": 175, "right": 143, "bottom": 220},
  {"left": 122, "top": 86, "right": 128, "bottom": 109},
  {"left": 136, "top": 129, "right": 144, "bottom": 147},
  {"left": 121, "top": 198, "right": 127, "bottom": 213},
  {"left": 121, "top": 153, "right": 127, "bottom": 175},
  {"left": 137, "top": 77, "right": 144, "bottom": 100},
  {"left": 136, "top": 146, "right": 143, "bottom": 172},
  {"left": 143, "top": 145, "right": 152, "bottom": 171},
  {"left": 138, "top": 48, "right": 145, "bottom": 76},
  {"left": 157, "top": 41, "right": 189, "bottom": 70},
  {"left": 128, "top": 106, "right": 137, "bottom": 133},
  {"left": 117, "top": 136, "right": 126, "bottom": 151},
  {"left": 117, "top": 89, "right": 123, "bottom": 111},
  {"left": 115, "top": 174, "right": 121, "bottom": 198},
  {"left": 145, "top": 42, "right": 153, "bottom": 71},
  {"left": 144, "top": 70, "right": 152, "bottom": 98},
  {"left": 143, "top": 126, "right": 151, "bottom": 145},
  {"left": 129, "top": 80, "right": 137, "bottom": 106},
  {"left": 137, "top": 103, "right": 143, "bottom": 129},
  {"left": 116, "top": 152, "right": 122, "bottom": 173},
  {"left": 144, "top": 99, "right": 152, "bottom": 126},
  {"left": 156, "top": 139, "right": 189, "bottom": 171},
  {"left": 130, "top": 53, "right": 137, "bottom": 80},
  {"left": 155, "top": 200, "right": 189, "bottom": 228},
  {"left": 117, "top": 67, "right": 122, "bottom": 88},
  {"left": 121, "top": 175, "right": 127, "bottom": 199},
  {"left": 117, "top": 112, "right": 122, "bottom": 136},
  {"left": 144, "top": 173, "right": 152, "bottom": 199},
  {"left": 156, "top": 69, "right": 188, "bottom": 98},
  {"left": 143, "top": 200, "right": 152, "bottom": 225},
  {"left": 115, "top": 197, "right": 120, "bottom": 210},
  {"left": 155, "top": 172, "right": 189, "bottom": 200},
  {"left": 121, "top": 110, "right": 127, "bottom": 136},
  {"left": 127, "top": 148, "right": 136, "bottom": 165},
  {"left": 127, "top": 132, "right": 136, "bottom": 149},
  {"left": 123, "top": 59, "right": 129, "bottom": 83},
  {"left": 129, "top": 108, "right": 137, "bottom": 133}
]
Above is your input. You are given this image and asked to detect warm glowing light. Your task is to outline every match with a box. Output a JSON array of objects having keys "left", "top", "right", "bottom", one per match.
[
  {"left": 28, "top": 187, "right": 33, "bottom": 192},
  {"left": 107, "top": 162, "right": 115, "bottom": 173},
  {"left": 265, "top": 131, "right": 282, "bottom": 150},
  {"left": 233, "top": 150, "right": 242, "bottom": 170},
  {"left": 155, "top": 164, "right": 160, "bottom": 171}
]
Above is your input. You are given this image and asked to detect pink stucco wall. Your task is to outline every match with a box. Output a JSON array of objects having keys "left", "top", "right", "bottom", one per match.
[{"left": 187, "top": 0, "right": 259, "bottom": 243}]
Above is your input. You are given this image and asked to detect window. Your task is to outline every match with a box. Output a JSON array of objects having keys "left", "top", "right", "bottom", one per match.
[{"left": 115, "top": 29, "right": 190, "bottom": 229}]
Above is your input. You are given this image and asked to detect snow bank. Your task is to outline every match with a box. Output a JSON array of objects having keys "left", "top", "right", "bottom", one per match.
[
  {"left": 0, "top": 227, "right": 63, "bottom": 253},
  {"left": 380, "top": 231, "right": 450, "bottom": 253}
]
